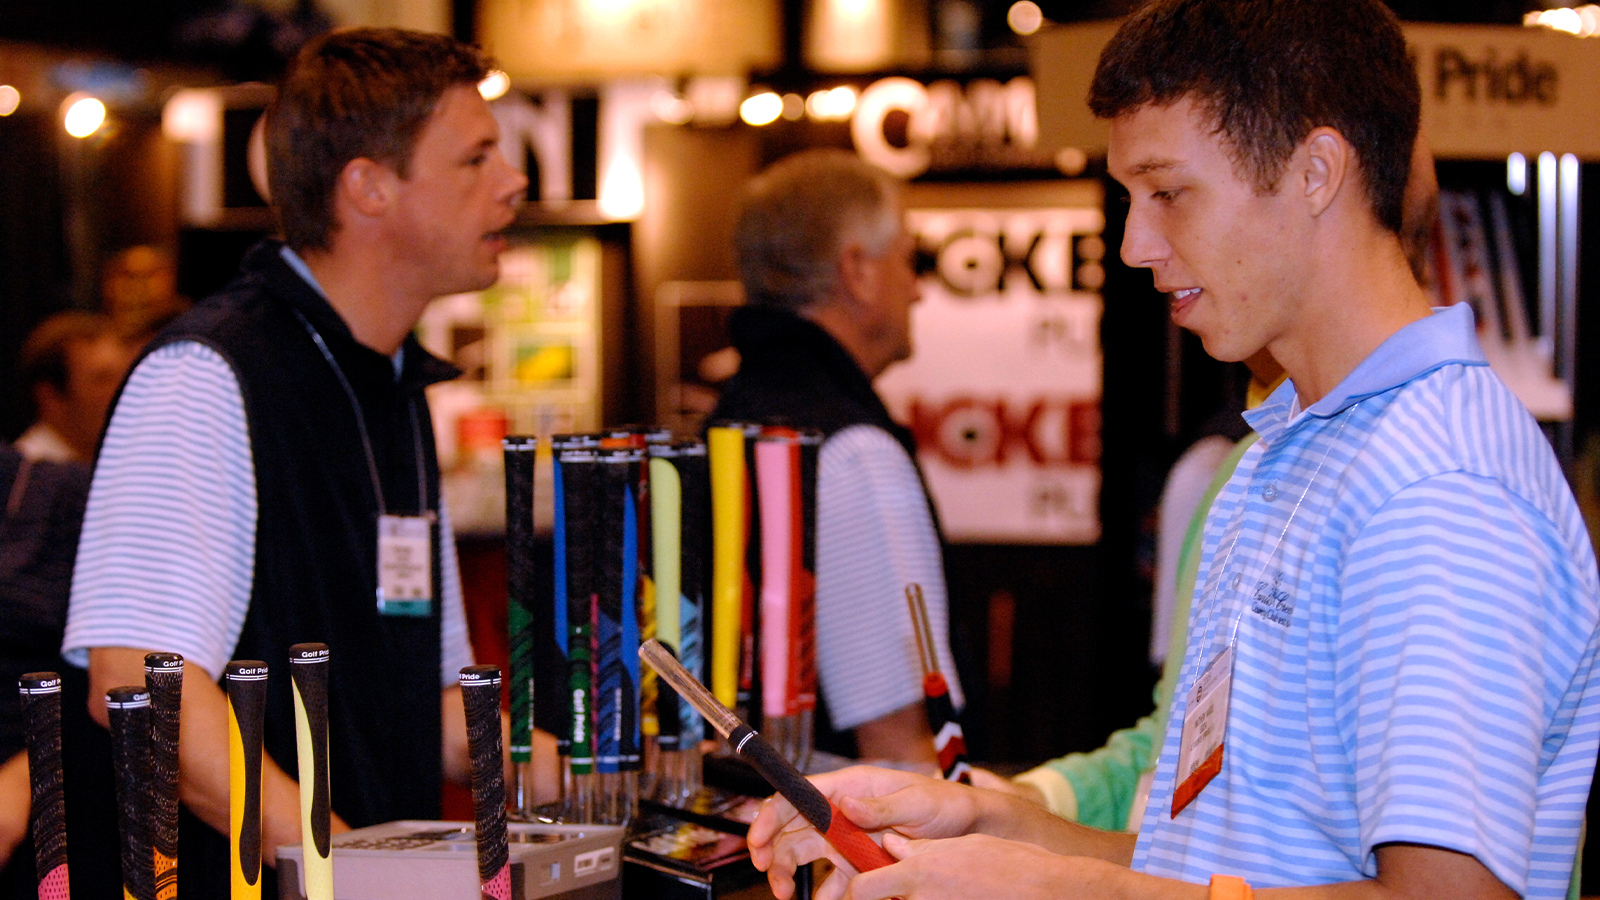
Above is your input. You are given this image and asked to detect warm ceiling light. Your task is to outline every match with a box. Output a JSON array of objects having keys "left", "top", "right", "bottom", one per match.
[
  {"left": 807, "top": 86, "right": 857, "bottom": 121},
  {"left": 0, "top": 86, "right": 19, "bottom": 116},
  {"left": 1527, "top": 7, "right": 1583, "bottom": 34},
  {"left": 63, "top": 94, "right": 106, "bottom": 138},
  {"left": 478, "top": 70, "right": 511, "bottom": 101},
  {"left": 1579, "top": 5, "right": 1600, "bottom": 36},
  {"left": 1008, "top": 1, "right": 1044, "bottom": 36},
  {"left": 163, "top": 89, "right": 221, "bottom": 142},
  {"left": 740, "top": 90, "right": 783, "bottom": 126}
]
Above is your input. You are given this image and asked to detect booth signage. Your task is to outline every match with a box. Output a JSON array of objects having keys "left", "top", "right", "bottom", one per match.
[
  {"left": 1428, "top": 45, "right": 1558, "bottom": 106},
  {"left": 1030, "top": 21, "right": 1600, "bottom": 160},
  {"left": 876, "top": 183, "right": 1105, "bottom": 545},
  {"left": 852, "top": 76, "right": 1057, "bottom": 179}
]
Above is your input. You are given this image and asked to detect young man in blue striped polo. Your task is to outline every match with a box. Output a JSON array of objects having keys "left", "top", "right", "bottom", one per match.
[{"left": 745, "top": 2, "right": 1600, "bottom": 899}]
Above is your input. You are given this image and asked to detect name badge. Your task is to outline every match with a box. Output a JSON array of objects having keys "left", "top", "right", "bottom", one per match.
[
  {"left": 1172, "top": 643, "right": 1233, "bottom": 818},
  {"left": 377, "top": 513, "right": 433, "bottom": 617}
]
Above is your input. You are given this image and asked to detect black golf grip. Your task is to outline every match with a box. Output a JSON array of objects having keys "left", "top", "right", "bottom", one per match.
[
  {"left": 460, "top": 665, "right": 510, "bottom": 896},
  {"left": 20, "top": 672, "right": 69, "bottom": 899},
  {"left": 144, "top": 652, "right": 184, "bottom": 900},
  {"left": 107, "top": 686, "right": 156, "bottom": 900}
]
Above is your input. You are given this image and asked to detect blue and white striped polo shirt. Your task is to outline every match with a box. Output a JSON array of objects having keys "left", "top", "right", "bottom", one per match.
[
  {"left": 62, "top": 252, "right": 475, "bottom": 685},
  {"left": 1133, "top": 303, "right": 1600, "bottom": 899}
]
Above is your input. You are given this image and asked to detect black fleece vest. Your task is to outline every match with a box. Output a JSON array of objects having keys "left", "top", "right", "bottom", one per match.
[
  {"left": 139, "top": 241, "right": 457, "bottom": 899},
  {"left": 708, "top": 306, "right": 946, "bottom": 758}
]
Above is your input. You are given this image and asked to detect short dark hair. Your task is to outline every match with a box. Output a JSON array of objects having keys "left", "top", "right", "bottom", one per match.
[
  {"left": 19, "top": 311, "right": 115, "bottom": 393},
  {"left": 266, "top": 27, "right": 491, "bottom": 252},
  {"left": 734, "top": 149, "right": 902, "bottom": 313},
  {"left": 1089, "top": 0, "right": 1420, "bottom": 234}
]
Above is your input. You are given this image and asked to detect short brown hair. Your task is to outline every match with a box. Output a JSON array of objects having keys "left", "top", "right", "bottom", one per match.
[
  {"left": 266, "top": 27, "right": 491, "bottom": 252},
  {"left": 1089, "top": 0, "right": 1420, "bottom": 234},
  {"left": 735, "top": 149, "right": 902, "bottom": 313}
]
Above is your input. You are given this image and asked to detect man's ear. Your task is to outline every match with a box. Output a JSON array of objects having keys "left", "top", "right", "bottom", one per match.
[
  {"left": 1301, "top": 127, "right": 1349, "bottom": 218},
  {"left": 338, "top": 157, "right": 395, "bottom": 219},
  {"left": 836, "top": 241, "right": 876, "bottom": 308}
]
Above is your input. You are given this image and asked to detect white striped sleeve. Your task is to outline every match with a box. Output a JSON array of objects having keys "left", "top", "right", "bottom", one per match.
[
  {"left": 814, "top": 424, "right": 961, "bottom": 732},
  {"left": 63, "top": 341, "right": 257, "bottom": 680}
]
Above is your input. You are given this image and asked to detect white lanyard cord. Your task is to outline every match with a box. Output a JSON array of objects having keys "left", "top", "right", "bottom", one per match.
[{"left": 1195, "top": 412, "right": 1352, "bottom": 664}]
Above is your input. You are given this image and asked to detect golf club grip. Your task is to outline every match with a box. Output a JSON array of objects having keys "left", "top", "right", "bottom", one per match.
[
  {"left": 226, "top": 660, "right": 268, "bottom": 899},
  {"left": 20, "top": 673, "right": 69, "bottom": 898},
  {"left": 503, "top": 436, "right": 538, "bottom": 764},
  {"left": 290, "top": 643, "right": 333, "bottom": 900},
  {"left": 144, "top": 652, "right": 184, "bottom": 900},
  {"left": 459, "top": 665, "right": 510, "bottom": 897},
  {"left": 730, "top": 725, "right": 895, "bottom": 873},
  {"left": 108, "top": 686, "right": 156, "bottom": 900}
]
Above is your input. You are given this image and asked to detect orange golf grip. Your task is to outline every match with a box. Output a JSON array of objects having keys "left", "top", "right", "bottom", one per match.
[{"left": 822, "top": 804, "right": 896, "bottom": 872}]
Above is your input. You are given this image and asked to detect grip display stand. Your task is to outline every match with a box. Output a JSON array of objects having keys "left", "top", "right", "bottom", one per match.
[{"left": 276, "top": 821, "right": 623, "bottom": 900}]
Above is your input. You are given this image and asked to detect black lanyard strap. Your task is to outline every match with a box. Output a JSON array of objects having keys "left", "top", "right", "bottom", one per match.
[{"left": 291, "top": 307, "right": 428, "bottom": 516}]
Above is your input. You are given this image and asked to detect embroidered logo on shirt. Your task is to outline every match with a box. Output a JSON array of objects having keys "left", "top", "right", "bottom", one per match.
[{"left": 1249, "top": 571, "right": 1294, "bottom": 627}]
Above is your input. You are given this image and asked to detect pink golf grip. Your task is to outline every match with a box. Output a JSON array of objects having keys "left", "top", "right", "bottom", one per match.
[{"left": 822, "top": 805, "right": 896, "bottom": 872}]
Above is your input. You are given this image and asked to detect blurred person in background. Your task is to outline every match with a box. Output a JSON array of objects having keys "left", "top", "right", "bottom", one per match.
[
  {"left": 99, "top": 244, "right": 191, "bottom": 342},
  {"left": 710, "top": 148, "right": 961, "bottom": 771},
  {"left": 15, "top": 311, "right": 138, "bottom": 465},
  {"left": 0, "top": 439, "right": 120, "bottom": 899}
]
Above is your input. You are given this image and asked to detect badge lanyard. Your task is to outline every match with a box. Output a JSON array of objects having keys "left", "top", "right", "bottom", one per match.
[
  {"left": 293, "top": 308, "right": 435, "bottom": 618},
  {"left": 1171, "top": 413, "right": 1348, "bottom": 817}
]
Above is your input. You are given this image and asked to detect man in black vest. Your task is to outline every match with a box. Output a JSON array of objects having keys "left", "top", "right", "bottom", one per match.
[
  {"left": 62, "top": 28, "right": 556, "bottom": 897},
  {"left": 709, "top": 149, "right": 962, "bottom": 769}
]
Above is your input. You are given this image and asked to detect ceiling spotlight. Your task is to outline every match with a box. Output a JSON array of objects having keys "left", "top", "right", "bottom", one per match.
[
  {"left": 807, "top": 86, "right": 857, "bottom": 121},
  {"left": 63, "top": 94, "right": 106, "bottom": 138},
  {"left": 478, "top": 70, "right": 511, "bottom": 101},
  {"left": 740, "top": 90, "right": 783, "bottom": 126},
  {"left": 1008, "top": 1, "right": 1045, "bottom": 36}
]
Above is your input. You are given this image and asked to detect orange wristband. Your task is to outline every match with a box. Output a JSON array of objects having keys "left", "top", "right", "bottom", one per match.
[{"left": 1210, "top": 874, "right": 1252, "bottom": 900}]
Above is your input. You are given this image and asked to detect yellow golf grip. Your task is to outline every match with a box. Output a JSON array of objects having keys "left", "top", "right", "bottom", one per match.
[
  {"left": 226, "top": 662, "right": 267, "bottom": 900},
  {"left": 708, "top": 426, "right": 746, "bottom": 708},
  {"left": 650, "top": 457, "right": 683, "bottom": 651},
  {"left": 290, "top": 643, "right": 333, "bottom": 900}
]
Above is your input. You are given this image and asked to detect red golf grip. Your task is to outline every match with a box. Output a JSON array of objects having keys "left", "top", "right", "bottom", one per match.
[
  {"left": 821, "top": 803, "right": 897, "bottom": 872},
  {"left": 731, "top": 724, "right": 896, "bottom": 873}
]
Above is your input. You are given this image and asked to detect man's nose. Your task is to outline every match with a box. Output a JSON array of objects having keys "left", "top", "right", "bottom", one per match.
[
  {"left": 1120, "top": 204, "right": 1167, "bottom": 270},
  {"left": 497, "top": 151, "right": 529, "bottom": 203}
]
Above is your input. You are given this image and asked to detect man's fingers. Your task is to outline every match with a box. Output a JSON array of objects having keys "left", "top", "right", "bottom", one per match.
[
  {"left": 837, "top": 785, "right": 942, "bottom": 835},
  {"left": 814, "top": 863, "right": 852, "bottom": 900},
  {"left": 749, "top": 793, "right": 807, "bottom": 869},
  {"left": 882, "top": 832, "right": 917, "bottom": 859},
  {"left": 758, "top": 813, "right": 858, "bottom": 899}
]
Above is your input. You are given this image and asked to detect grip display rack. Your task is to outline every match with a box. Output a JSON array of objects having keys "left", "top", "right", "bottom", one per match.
[{"left": 276, "top": 821, "right": 625, "bottom": 900}]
